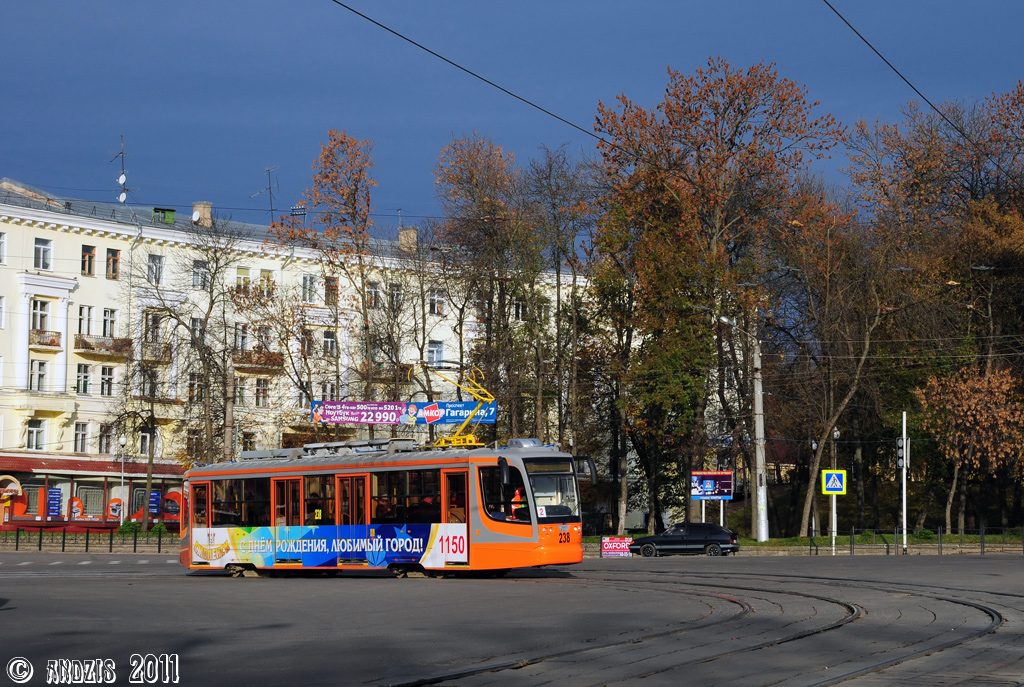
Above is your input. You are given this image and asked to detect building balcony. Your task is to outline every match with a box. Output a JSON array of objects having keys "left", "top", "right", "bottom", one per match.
[
  {"left": 233, "top": 348, "right": 285, "bottom": 372},
  {"left": 141, "top": 342, "right": 173, "bottom": 363},
  {"left": 367, "top": 363, "right": 415, "bottom": 384},
  {"left": 74, "top": 334, "right": 133, "bottom": 358},
  {"left": 29, "top": 329, "right": 62, "bottom": 351}
]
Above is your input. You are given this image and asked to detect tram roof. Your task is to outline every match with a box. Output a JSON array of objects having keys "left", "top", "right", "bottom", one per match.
[{"left": 185, "top": 442, "right": 572, "bottom": 479}]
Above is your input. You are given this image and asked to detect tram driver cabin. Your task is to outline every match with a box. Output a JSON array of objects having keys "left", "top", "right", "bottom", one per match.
[{"left": 181, "top": 438, "right": 586, "bottom": 576}]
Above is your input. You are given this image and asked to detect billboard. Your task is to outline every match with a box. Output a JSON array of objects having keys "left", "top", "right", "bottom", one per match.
[
  {"left": 690, "top": 471, "right": 733, "bottom": 501},
  {"left": 312, "top": 400, "right": 497, "bottom": 425}
]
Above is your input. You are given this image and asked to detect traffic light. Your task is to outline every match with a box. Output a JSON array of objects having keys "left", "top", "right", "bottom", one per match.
[{"left": 896, "top": 437, "right": 905, "bottom": 469}]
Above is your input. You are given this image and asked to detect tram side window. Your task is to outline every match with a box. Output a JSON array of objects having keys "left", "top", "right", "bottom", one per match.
[
  {"left": 370, "top": 469, "right": 440, "bottom": 524},
  {"left": 479, "top": 466, "right": 531, "bottom": 524},
  {"left": 192, "top": 484, "right": 208, "bottom": 526},
  {"left": 241, "top": 478, "right": 271, "bottom": 527},
  {"left": 304, "top": 475, "right": 335, "bottom": 525},
  {"left": 211, "top": 480, "right": 242, "bottom": 526}
]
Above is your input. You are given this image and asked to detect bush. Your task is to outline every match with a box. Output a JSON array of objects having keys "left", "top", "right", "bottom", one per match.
[
  {"left": 149, "top": 523, "right": 169, "bottom": 536},
  {"left": 117, "top": 521, "right": 140, "bottom": 535}
]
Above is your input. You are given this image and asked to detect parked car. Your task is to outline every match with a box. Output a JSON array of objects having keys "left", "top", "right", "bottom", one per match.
[{"left": 629, "top": 522, "right": 739, "bottom": 557}]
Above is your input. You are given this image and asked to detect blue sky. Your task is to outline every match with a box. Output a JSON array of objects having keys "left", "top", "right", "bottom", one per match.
[{"left": 3, "top": 1, "right": 1023, "bottom": 230}]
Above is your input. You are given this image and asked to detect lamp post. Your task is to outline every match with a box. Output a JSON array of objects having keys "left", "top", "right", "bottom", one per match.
[
  {"left": 719, "top": 316, "right": 769, "bottom": 542},
  {"left": 118, "top": 434, "right": 127, "bottom": 525},
  {"left": 831, "top": 426, "right": 839, "bottom": 556}
]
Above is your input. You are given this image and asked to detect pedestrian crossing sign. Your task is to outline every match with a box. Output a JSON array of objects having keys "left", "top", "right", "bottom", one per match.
[{"left": 822, "top": 470, "right": 847, "bottom": 495}]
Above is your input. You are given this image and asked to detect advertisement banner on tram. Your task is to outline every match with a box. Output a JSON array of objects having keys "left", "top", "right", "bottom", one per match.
[{"left": 191, "top": 523, "right": 468, "bottom": 568}]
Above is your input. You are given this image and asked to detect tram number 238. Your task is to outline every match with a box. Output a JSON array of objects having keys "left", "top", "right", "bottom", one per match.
[
  {"left": 439, "top": 534, "right": 466, "bottom": 555},
  {"left": 558, "top": 532, "right": 571, "bottom": 543}
]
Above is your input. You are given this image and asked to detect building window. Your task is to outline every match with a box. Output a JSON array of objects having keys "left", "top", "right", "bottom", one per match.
[
  {"left": 100, "top": 366, "right": 115, "bottom": 396},
  {"left": 98, "top": 424, "right": 114, "bottom": 455},
  {"left": 323, "top": 330, "right": 338, "bottom": 357},
  {"left": 189, "top": 373, "right": 204, "bottom": 402},
  {"left": 141, "top": 367, "right": 159, "bottom": 398},
  {"left": 26, "top": 419, "right": 44, "bottom": 450},
  {"left": 320, "top": 381, "right": 339, "bottom": 401},
  {"left": 325, "top": 277, "right": 338, "bottom": 306},
  {"left": 255, "top": 378, "right": 270, "bottom": 408},
  {"left": 147, "top": 254, "right": 164, "bottom": 285},
  {"left": 241, "top": 432, "right": 256, "bottom": 452},
  {"left": 301, "top": 329, "right": 314, "bottom": 356},
  {"left": 235, "top": 377, "right": 247, "bottom": 406},
  {"left": 257, "top": 326, "right": 272, "bottom": 351},
  {"left": 29, "top": 360, "right": 46, "bottom": 391},
  {"left": 144, "top": 313, "right": 161, "bottom": 343},
  {"left": 301, "top": 275, "right": 317, "bottom": 304},
  {"left": 234, "top": 324, "right": 248, "bottom": 351},
  {"left": 259, "top": 269, "right": 274, "bottom": 296},
  {"left": 31, "top": 299, "right": 49, "bottom": 330},
  {"left": 34, "top": 238, "right": 52, "bottom": 270},
  {"left": 76, "top": 364, "right": 90, "bottom": 394},
  {"left": 0, "top": 296, "right": 6, "bottom": 329},
  {"left": 190, "top": 317, "right": 205, "bottom": 348},
  {"left": 427, "top": 340, "right": 444, "bottom": 368},
  {"left": 429, "top": 288, "right": 446, "bottom": 316},
  {"left": 192, "top": 260, "right": 209, "bottom": 289},
  {"left": 367, "top": 281, "right": 381, "bottom": 309},
  {"left": 236, "top": 267, "right": 251, "bottom": 292},
  {"left": 187, "top": 429, "right": 202, "bottom": 459},
  {"left": 102, "top": 309, "right": 117, "bottom": 337},
  {"left": 78, "top": 305, "right": 93, "bottom": 336},
  {"left": 74, "top": 422, "right": 88, "bottom": 453},
  {"left": 0, "top": 232, "right": 5, "bottom": 263},
  {"left": 388, "top": 283, "right": 403, "bottom": 311},
  {"left": 513, "top": 299, "right": 528, "bottom": 322},
  {"left": 81, "top": 245, "right": 96, "bottom": 276},
  {"left": 106, "top": 249, "right": 120, "bottom": 279},
  {"left": 139, "top": 428, "right": 155, "bottom": 457}
]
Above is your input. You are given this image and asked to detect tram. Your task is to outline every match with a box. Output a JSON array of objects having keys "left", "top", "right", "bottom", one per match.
[{"left": 179, "top": 437, "right": 585, "bottom": 576}]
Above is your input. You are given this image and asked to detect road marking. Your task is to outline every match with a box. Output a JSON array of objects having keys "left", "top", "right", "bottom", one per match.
[
  {"left": 17, "top": 561, "right": 31, "bottom": 566},
  {"left": 138, "top": 560, "right": 149, "bottom": 564},
  {"left": 166, "top": 560, "right": 177, "bottom": 564},
  {"left": 109, "top": 560, "right": 121, "bottom": 565},
  {"left": 48, "top": 561, "right": 63, "bottom": 565},
  {"left": 78, "top": 561, "right": 92, "bottom": 565}
]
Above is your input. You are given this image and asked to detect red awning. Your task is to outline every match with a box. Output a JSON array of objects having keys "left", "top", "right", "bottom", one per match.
[{"left": 0, "top": 453, "right": 186, "bottom": 478}]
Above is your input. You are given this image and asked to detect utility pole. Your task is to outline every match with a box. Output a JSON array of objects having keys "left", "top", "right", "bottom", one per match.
[{"left": 752, "top": 336, "right": 769, "bottom": 542}]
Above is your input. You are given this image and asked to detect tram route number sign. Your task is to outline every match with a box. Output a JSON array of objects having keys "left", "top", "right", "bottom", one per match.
[
  {"left": 691, "top": 471, "right": 733, "bottom": 501},
  {"left": 822, "top": 470, "right": 847, "bottom": 495}
]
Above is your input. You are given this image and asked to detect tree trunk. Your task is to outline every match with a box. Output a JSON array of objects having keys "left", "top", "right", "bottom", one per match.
[{"left": 945, "top": 461, "right": 959, "bottom": 534}]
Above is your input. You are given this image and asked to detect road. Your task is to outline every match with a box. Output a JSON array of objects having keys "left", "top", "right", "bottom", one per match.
[{"left": 1, "top": 552, "right": 1022, "bottom": 686}]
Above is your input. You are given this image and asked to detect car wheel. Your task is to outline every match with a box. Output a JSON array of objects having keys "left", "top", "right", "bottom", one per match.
[
  {"left": 641, "top": 544, "right": 657, "bottom": 558},
  {"left": 705, "top": 543, "right": 722, "bottom": 557}
]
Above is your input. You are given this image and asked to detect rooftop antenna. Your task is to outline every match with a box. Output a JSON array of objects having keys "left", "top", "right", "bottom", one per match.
[
  {"left": 396, "top": 208, "right": 403, "bottom": 229},
  {"left": 250, "top": 166, "right": 279, "bottom": 223},
  {"left": 110, "top": 135, "right": 130, "bottom": 204}
]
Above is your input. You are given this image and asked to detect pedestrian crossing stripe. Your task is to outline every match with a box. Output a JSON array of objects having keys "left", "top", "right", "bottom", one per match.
[{"left": 822, "top": 469, "right": 847, "bottom": 495}]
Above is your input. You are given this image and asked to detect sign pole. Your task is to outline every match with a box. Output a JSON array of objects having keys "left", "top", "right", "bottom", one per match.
[
  {"left": 701, "top": 499, "right": 706, "bottom": 524},
  {"left": 831, "top": 493, "right": 836, "bottom": 556},
  {"left": 902, "top": 411, "right": 908, "bottom": 555}
]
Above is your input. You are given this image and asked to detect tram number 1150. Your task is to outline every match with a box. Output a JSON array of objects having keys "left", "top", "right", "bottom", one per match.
[{"left": 438, "top": 533, "right": 466, "bottom": 556}]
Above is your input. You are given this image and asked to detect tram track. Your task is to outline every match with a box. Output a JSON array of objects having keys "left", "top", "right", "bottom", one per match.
[{"left": 382, "top": 570, "right": 1006, "bottom": 687}]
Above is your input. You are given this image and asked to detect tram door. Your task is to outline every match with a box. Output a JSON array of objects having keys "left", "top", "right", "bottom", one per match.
[
  {"left": 272, "top": 478, "right": 302, "bottom": 564},
  {"left": 336, "top": 476, "right": 367, "bottom": 565},
  {"left": 336, "top": 476, "right": 367, "bottom": 526},
  {"left": 442, "top": 471, "right": 469, "bottom": 564}
]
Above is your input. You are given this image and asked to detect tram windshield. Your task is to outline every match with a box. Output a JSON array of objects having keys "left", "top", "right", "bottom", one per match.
[{"left": 524, "top": 458, "right": 581, "bottom": 522}]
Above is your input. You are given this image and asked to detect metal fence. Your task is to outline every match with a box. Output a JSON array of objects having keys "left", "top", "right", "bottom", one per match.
[
  {"left": 0, "top": 528, "right": 178, "bottom": 554},
  {"left": 807, "top": 526, "right": 1024, "bottom": 556}
]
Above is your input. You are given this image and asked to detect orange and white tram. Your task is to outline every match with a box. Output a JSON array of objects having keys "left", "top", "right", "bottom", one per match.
[{"left": 179, "top": 438, "right": 584, "bottom": 576}]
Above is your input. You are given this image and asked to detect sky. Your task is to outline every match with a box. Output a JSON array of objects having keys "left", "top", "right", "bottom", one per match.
[{"left": 3, "top": 1, "right": 1024, "bottom": 231}]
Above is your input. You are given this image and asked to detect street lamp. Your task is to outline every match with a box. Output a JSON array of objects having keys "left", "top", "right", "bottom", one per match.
[
  {"left": 719, "top": 316, "right": 769, "bottom": 542},
  {"left": 118, "top": 434, "right": 127, "bottom": 525}
]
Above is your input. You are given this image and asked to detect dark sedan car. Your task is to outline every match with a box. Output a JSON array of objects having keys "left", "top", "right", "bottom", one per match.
[{"left": 629, "top": 522, "right": 739, "bottom": 557}]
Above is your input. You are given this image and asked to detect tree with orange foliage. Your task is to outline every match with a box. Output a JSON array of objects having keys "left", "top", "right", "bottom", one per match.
[
  {"left": 592, "top": 58, "right": 845, "bottom": 535},
  {"left": 915, "top": 368, "right": 1024, "bottom": 533},
  {"left": 270, "top": 130, "right": 379, "bottom": 412}
]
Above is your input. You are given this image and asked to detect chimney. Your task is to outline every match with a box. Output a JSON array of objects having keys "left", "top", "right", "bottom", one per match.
[
  {"left": 398, "top": 226, "right": 418, "bottom": 254},
  {"left": 192, "top": 201, "right": 213, "bottom": 228}
]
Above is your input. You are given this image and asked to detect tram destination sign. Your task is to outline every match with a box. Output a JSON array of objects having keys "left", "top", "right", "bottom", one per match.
[
  {"left": 690, "top": 471, "right": 734, "bottom": 501},
  {"left": 313, "top": 400, "right": 497, "bottom": 425}
]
